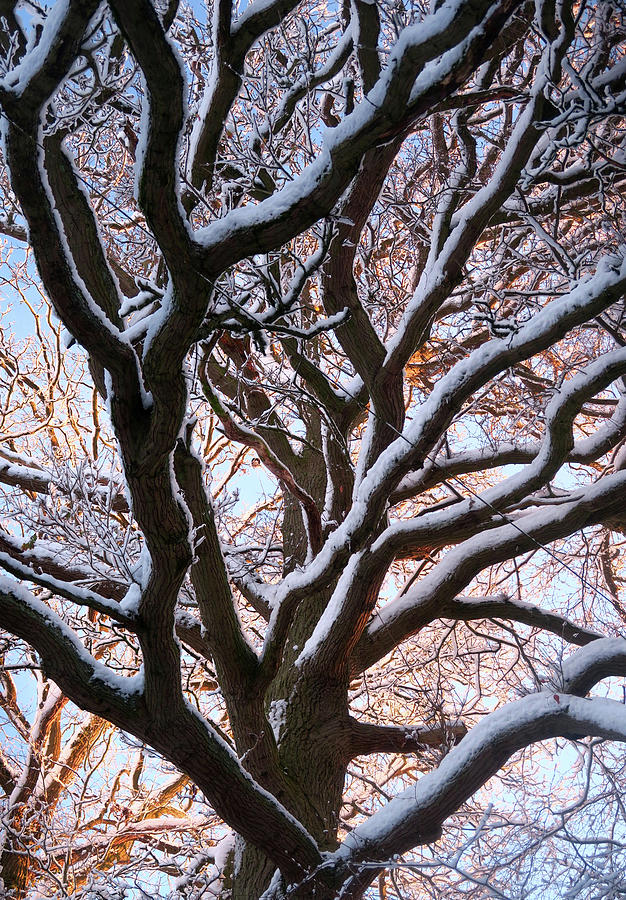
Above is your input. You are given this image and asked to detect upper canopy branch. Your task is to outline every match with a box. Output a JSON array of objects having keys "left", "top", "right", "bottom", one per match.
[
  {"left": 189, "top": 0, "right": 521, "bottom": 275},
  {"left": 382, "top": 6, "right": 575, "bottom": 378},
  {"left": 188, "top": 0, "right": 306, "bottom": 197},
  {"left": 261, "top": 256, "right": 626, "bottom": 675},
  {"left": 108, "top": 0, "right": 195, "bottom": 295},
  {"left": 355, "top": 469, "right": 626, "bottom": 672}
]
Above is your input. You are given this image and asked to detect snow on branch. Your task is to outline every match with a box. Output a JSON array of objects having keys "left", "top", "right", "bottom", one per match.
[
  {"left": 0, "top": 576, "right": 144, "bottom": 711},
  {"left": 333, "top": 650, "right": 626, "bottom": 887}
]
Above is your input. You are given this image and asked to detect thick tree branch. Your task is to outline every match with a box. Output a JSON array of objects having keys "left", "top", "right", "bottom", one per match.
[
  {"left": 348, "top": 717, "right": 467, "bottom": 760},
  {"left": 1, "top": 1, "right": 100, "bottom": 115},
  {"left": 334, "top": 682, "right": 626, "bottom": 897},
  {"left": 392, "top": 389, "right": 626, "bottom": 503},
  {"left": 355, "top": 470, "right": 626, "bottom": 672},
  {"left": 0, "top": 578, "right": 145, "bottom": 724}
]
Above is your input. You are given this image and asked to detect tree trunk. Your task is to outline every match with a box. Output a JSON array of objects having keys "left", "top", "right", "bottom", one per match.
[
  {"left": 1, "top": 840, "right": 31, "bottom": 899},
  {"left": 227, "top": 451, "right": 353, "bottom": 898}
]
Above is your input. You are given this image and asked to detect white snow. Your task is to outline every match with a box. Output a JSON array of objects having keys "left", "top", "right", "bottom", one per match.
[
  {"left": 268, "top": 698, "right": 287, "bottom": 741},
  {"left": 213, "top": 830, "right": 236, "bottom": 870},
  {"left": 561, "top": 637, "right": 626, "bottom": 691},
  {"left": 0, "top": 549, "right": 129, "bottom": 622},
  {"left": 120, "top": 581, "right": 142, "bottom": 614},
  {"left": 2, "top": 0, "right": 70, "bottom": 96},
  {"left": 296, "top": 549, "right": 366, "bottom": 666},
  {"left": 133, "top": 75, "right": 151, "bottom": 203}
]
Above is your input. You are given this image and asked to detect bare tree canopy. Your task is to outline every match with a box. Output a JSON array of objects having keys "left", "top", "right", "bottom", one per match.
[{"left": 1, "top": 0, "right": 626, "bottom": 896}]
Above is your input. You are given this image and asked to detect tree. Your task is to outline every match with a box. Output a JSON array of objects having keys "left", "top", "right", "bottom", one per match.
[
  {"left": 0, "top": 641, "right": 217, "bottom": 898},
  {"left": 1, "top": 0, "right": 626, "bottom": 896}
]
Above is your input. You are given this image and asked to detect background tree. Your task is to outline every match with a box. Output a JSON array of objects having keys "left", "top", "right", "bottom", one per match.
[
  {"left": 0, "top": 644, "right": 219, "bottom": 899},
  {"left": 1, "top": 0, "right": 626, "bottom": 897}
]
